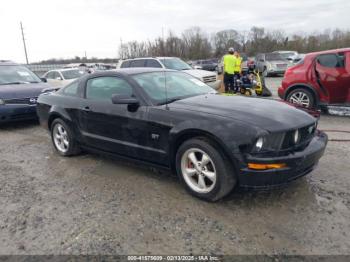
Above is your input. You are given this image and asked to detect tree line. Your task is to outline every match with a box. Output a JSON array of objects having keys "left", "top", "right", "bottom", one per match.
[
  {"left": 37, "top": 27, "right": 350, "bottom": 64},
  {"left": 119, "top": 27, "right": 350, "bottom": 60}
]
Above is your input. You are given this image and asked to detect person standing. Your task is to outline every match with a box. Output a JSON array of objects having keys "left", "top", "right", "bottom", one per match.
[
  {"left": 233, "top": 51, "right": 243, "bottom": 93},
  {"left": 223, "top": 47, "right": 236, "bottom": 93}
]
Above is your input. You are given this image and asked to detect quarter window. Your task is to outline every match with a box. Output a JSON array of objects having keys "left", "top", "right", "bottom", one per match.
[
  {"left": 61, "top": 81, "right": 79, "bottom": 96},
  {"left": 86, "top": 77, "right": 133, "bottom": 101}
]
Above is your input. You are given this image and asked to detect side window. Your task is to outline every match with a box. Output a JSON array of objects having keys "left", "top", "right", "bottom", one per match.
[
  {"left": 62, "top": 81, "right": 79, "bottom": 96},
  {"left": 145, "top": 59, "right": 162, "bottom": 68},
  {"left": 120, "top": 61, "right": 130, "bottom": 68},
  {"left": 130, "top": 59, "right": 146, "bottom": 67},
  {"left": 317, "top": 54, "right": 344, "bottom": 68},
  {"left": 86, "top": 77, "right": 133, "bottom": 101}
]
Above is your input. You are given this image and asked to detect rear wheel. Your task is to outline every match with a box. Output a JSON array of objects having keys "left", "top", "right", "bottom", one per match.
[
  {"left": 287, "top": 88, "right": 315, "bottom": 108},
  {"left": 51, "top": 118, "right": 81, "bottom": 156},
  {"left": 176, "top": 138, "right": 236, "bottom": 201}
]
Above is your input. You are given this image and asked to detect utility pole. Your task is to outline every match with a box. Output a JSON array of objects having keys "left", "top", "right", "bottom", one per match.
[
  {"left": 120, "top": 38, "right": 123, "bottom": 59},
  {"left": 162, "top": 27, "right": 165, "bottom": 56},
  {"left": 20, "top": 22, "right": 29, "bottom": 64}
]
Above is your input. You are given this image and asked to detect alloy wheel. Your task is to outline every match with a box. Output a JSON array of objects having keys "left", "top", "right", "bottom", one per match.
[
  {"left": 53, "top": 123, "right": 69, "bottom": 153},
  {"left": 289, "top": 91, "right": 311, "bottom": 107},
  {"left": 180, "top": 148, "right": 217, "bottom": 193}
]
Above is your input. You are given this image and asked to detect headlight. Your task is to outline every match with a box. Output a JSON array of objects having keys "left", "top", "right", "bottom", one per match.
[
  {"left": 254, "top": 137, "right": 264, "bottom": 151},
  {"left": 251, "top": 133, "right": 285, "bottom": 153},
  {"left": 293, "top": 129, "right": 300, "bottom": 144},
  {"left": 0, "top": 99, "right": 5, "bottom": 105}
]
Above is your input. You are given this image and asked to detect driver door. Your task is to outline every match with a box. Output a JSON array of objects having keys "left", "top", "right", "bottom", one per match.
[{"left": 78, "top": 76, "right": 151, "bottom": 160}]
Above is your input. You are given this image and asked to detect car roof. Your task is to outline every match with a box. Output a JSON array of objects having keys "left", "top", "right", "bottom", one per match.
[
  {"left": 122, "top": 57, "right": 177, "bottom": 61},
  {"left": 91, "top": 68, "right": 175, "bottom": 77},
  {"left": 306, "top": 47, "right": 350, "bottom": 57}
]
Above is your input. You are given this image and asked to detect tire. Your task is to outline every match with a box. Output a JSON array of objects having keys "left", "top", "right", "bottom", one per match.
[
  {"left": 286, "top": 88, "right": 315, "bottom": 108},
  {"left": 175, "top": 138, "right": 236, "bottom": 202},
  {"left": 50, "top": 118, "right": 81, "bottom": 156}
]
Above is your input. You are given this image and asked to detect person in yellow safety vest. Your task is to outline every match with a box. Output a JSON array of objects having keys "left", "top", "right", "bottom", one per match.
[
  {"left": 223, "top": 47, "right": 237, "bottom": 93},
  {"left": 233, "top": 51, "right": 243, "bottom": 93}
]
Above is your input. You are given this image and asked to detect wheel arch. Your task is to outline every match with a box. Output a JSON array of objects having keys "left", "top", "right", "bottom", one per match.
[
  {"left": 47, "top": 107, "right": 73, "bottom": 130},
  {"left": 169, "top": 129, "right": 236, "bottom": 172}
]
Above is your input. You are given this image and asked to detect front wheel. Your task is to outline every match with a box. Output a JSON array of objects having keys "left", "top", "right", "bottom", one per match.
[
  {"left": 286, "top": 88, "right": 315, "bottom": 108},
  {"left": 176, "top": 138, "right": 236, "bottom": 201}
]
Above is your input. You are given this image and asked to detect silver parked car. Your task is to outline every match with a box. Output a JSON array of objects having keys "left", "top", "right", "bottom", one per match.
[{"left": 255, "top": 53, "right": 289, "bottom": 76}]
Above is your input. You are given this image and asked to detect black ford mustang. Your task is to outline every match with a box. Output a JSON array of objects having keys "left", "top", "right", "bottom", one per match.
[{"left": 37, "top": 68, "right": 328, "bottom": 201}]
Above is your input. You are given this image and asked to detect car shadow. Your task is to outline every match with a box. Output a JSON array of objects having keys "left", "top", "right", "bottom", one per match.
[
  {"left": 0, "top": 119, "right": 39, "bottom": 131},
  {"left": 86, "top": 152, "right": 313, "bottom": 207}
]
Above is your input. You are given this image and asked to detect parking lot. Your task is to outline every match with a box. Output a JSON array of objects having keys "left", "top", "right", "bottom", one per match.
[{"left": 0, "top": 77, "right": 350, "bottom": 255}]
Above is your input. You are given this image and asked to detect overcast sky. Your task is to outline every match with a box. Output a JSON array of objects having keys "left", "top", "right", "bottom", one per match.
[{"left": 0, "top": 0, "right": 349, "bottom": 63}]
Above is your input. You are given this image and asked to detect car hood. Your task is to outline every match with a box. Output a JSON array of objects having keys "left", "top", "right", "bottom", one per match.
[
  {"left": 183, "top": 69, "right": 216, "bottom": 78},
  {"left": 0, "top": 82, "right": 50, "bottom": 99},
  {"left": 169, "top": 94, "right": 315, "bottom": 132}
]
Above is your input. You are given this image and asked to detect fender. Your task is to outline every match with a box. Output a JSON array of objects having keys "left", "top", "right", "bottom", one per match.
[{"left": 168, "top": 119, "right": 265, "bottom": 167}]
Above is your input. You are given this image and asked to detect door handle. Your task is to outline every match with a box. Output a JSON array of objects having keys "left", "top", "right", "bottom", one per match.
[{"left": 82, "top": 106, "right": 91, "bottom": 112}]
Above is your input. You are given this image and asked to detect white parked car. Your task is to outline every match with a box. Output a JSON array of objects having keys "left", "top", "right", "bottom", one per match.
[
  {"left": 273, "top": 51, "right": 299, "bottom": 63},
  {"left": 117, "top": 57, "right": 221, "bottom": 90},
  {"left": 43, "top": 68, "right": 86, "bottom": 88}
]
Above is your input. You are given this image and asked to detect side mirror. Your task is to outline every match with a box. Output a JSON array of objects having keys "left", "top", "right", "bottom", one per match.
[
  {"left": 40, "top": 77, "right": 47, "bottom": 83},
  {"left": 112, "top": 94, "right": 139, "bottom": 105},
  {"left": 56, "top": 77, "right": 63, "bottom": 80}
]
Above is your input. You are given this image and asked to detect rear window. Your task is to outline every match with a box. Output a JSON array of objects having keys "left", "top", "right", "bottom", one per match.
[{"left": 130, "top": 60, "right": 146, "bottom": 67}]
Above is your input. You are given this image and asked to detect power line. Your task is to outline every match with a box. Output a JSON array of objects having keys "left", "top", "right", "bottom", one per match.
[{"left": 20, "top": 22, "right": 29, "bottom": 64}]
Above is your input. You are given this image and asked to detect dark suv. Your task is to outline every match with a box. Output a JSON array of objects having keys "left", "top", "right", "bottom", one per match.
[{"left": 278, "top": 48, "right": 350, "bottom": 109}]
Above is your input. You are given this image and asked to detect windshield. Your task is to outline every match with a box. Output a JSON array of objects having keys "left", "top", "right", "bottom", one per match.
[
  {"left": 160, "top": 58, "right": 192, "bottom": 70},
  {"left": 0, "top": 65, "right": 41, "bottom": 85},
  {"left": 132, "top": 71, "right": 215, "bottom": 104},
  {"left": 61, "top": 69, "right": 85, "bottom": 80},
  {"left": 265, "top": 53, "right": 284, "bottom": 61}
]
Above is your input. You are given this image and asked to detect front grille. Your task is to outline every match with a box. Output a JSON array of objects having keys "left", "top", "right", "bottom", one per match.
[
  {"left": 282, "top": 124, "right": 316, "bottom": 150},
  {"left": 276, "top": 64, "right": 287, "bottom": 68},
  {"left": 202, "top": 75, "right": 216, "bottom": 83},
  {"left": 4, "top": 97, "right": 38, "bottom": 105}
]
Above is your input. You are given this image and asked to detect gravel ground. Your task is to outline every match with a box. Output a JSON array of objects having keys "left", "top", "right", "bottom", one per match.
[{"left": 0, "top": 77, "right": 350, "bottom": 255}]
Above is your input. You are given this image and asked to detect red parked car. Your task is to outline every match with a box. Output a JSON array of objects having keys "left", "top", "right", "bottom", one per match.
[{"left": 278, "top": 48, "right": 350, "bottom": 109}]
